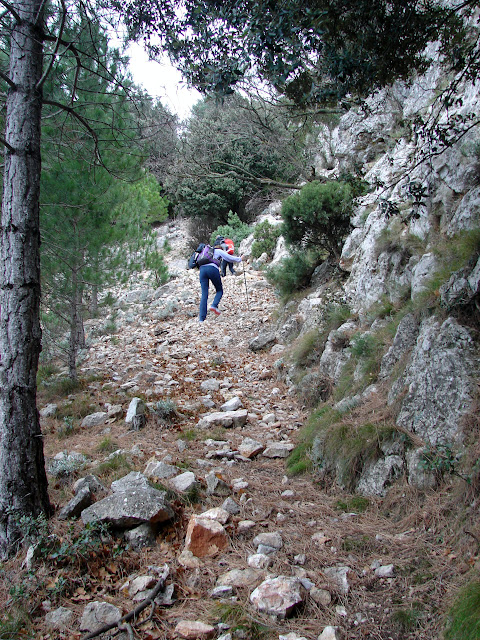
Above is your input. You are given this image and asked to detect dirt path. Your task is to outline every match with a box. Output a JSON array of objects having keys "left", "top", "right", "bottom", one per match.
[{"left": 33, "top": 231, "right": 467, "bottom": 640}]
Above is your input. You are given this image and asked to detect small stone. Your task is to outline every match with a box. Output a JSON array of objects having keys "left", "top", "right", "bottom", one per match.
[
  {"left": 174, "top": 620, "right": 216, "bottom": 639},
  {"left": 170, "top": 471, "right": 199, "bottom": 493},
  {"left": 125, "top": 398, "right": 145, "bottom": 423},
  {"left": 249, "top": 576, "right": 307, "bottom": 619},
  {"left": 237, "top": 520, "right": 256, "bottom": 534},
  {"left": 111, "top": 471, "right": 149, "bottom": 492},
  {"left": 312, "top": 532, "right": 330, "bottom": 546},
  {"left": 323, "top": 566, "right": 351, "bottom": 595},
  {"left": 221, "top": 397, "right": 243, "bottom": 412},
  {"left": 216, "top": 568, "right": 262, "bottom": 589},
  {"left": 238, "top": 438, "right": 264, "bottom": 459},
  {"left": 319, "top": 626, "right": 338, "bottom": 640},
  {"left": 81, "top": 412, "right": 107, "bottom": 428},
  {"left": 144, "top": 460, "right": 179, "bottom": 479},
  {"left": 185, "top": 516, "right": 228, "bottom": 557},
  {"left": 178, "top": 549, "right": 203, "bottom": 568},
  {"left": 262, "top": 442, "right": 295, "bottom": 458},
  {"left": 128, "top": 575, "right": 157, "bottom": 599},
  {"left": 124, "top": 523, "right": 156, "bottom": 550},
  {"left": 253, "top": 531, "right": 283, "bottom": 550},
  {"left": 222, "top": 497, "right": 241, "bottom": 515},
  {"left": 310, "top": 587, "right": 332, "bottom": 606},
  {"left": 58, "top": 485, "right": 92, "bottom": 520},
  {"left": 247, "top": 553, "right": 273, "bottom": 569},
  {"left": 44, "top": 606, "right": 74, "bottom": 630},
  {"left": 40, "top": 403, "right": 58, "bottom": 418},
  {"left": 198, "top": 507, "right": 230, "bottom": 524},
  {"left": 205, "top": 472, "right": 231, "bottom": 496},
  {"left": 210, "top": 585, "right": 234, "bottom": 599},
  {"left": 375, "top": 564, "right": 395, "bottom": 578},
  {"left": 79, "top": 602, "right": 121, "bottom": 632}
]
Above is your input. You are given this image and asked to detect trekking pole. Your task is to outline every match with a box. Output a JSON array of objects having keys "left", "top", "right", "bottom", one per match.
[{"left": 243, "top": 260, "right": 250, "bottom": 310}]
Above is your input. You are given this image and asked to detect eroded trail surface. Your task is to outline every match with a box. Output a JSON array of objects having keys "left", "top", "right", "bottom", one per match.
[{"left": 39, "top": 227, "right": 453, "bottom": 640}]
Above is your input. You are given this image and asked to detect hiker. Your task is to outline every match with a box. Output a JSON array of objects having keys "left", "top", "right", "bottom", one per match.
[
  {"left": 194, "top": 239, "right": 244, "bottom": 321},
  {"left": 221, "top": 238, "right": 237, "bottom": 276}
]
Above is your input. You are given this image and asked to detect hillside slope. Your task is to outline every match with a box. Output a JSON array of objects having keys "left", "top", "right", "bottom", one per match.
[{"left": 1, "top": 221, "right": 475, "bottom": 640}]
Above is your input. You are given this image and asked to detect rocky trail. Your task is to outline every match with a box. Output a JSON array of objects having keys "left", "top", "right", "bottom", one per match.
[{"left": 16, "top": 223, "right": 467, "bottom": 640}]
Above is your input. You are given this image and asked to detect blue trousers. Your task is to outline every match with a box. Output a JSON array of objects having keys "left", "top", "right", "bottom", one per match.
[
  {"left": 221, "top": 259, "right": 235, "bottom": 276},
  {"left": 199, "top": 265, "right": 223, "bottom": 321}
]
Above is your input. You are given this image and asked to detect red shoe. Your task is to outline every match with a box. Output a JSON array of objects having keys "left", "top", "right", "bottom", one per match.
[{"left": 209, "top": 306, "right": 221, "bottom": 316}]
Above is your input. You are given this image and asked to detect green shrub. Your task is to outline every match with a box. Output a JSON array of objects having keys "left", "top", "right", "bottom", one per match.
[
  {"left": 391, "top": 607, "right": 422, "bottom": 632},
  {"left": 342, "top": 534, "right": 372, "bottom": 553},
  {"left": 155, "top": 300, "right": 179, "bottom": 320},
  {"left": 334, "top": 331, "right": 385, "bottom": 401},
  {"left": 97, "top": 453, "right": 132, "bottom": 482},
  {"left": 153, "top": 399, "right": 178, "bottom": 423},
  {"left": 56, "top": 416, "right": 75, "bottom": 439},
  {"left": 39, "top": 376, "right": 84, "bottom": 400},
  {"left": 286, "top": 442, "right": 313, "bottom": 476},
  {"left": 145, "top": 250, "right": 169, "bottom": 286},
  {"left": 211, "top": 211, "right": 252, "bottom": 247},
  {"left": 324, "top": 302, "right": 352, "bottom": 328},
  {"left": 251, "top": 220, "right": 281, "bottom": 259},
  {"left": 281, "top": 180, "right": 354, "bottom": 260},
  {"left": 266, "top": 251, "right": 317, "bottom": 297},
  {"left": 96, "top": 436, "right": 119, "bottom": 453},
  {"left": 56, "top": 395, "right": 96, "bottom": 421},
  {"left": 349, "top": 332, "right": 376, "bottom": 358},
  {"left": 335, "top": 495, "right": 370, "bottom": 513},
  {"left": 100, "top": 291, "right": 116, "bottom": 307},
  {"left": 444, "top": 580, "right": 480, "bottom": 640},
  {"left": 375, "top": 218, "right": 424, "bottom": 259}
]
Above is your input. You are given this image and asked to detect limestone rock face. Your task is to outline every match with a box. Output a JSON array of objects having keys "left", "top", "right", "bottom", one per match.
[
  {"left": 379, "top": 313, "right": 419, "bottom": 380},
  {"left": 389, "top": 317, "right": 477, "bottom": 444},
  {"left": 356, "top": 455, "right": 404, "bottom": 497},
  {"left": 440, "top": 256, "right": 480, "bottom": 311}
]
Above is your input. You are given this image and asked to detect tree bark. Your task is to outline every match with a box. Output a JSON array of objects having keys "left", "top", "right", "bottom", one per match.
[
  {"left": 68, "top": 263, "right": 84, "bottom": 379},
  {"left": 0, "top": 0, "right": 52, "bottom": 557},
  {"left": 89, "top": 284, "right": 98, "bottom": 316}
]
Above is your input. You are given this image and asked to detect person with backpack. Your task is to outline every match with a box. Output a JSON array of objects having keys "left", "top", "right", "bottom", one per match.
[
  {"left": 221, "top": 237, "right": 237, "bottom": 276},
  {"left": 189, "top": 239, "right": 244, "bottom": 321}
]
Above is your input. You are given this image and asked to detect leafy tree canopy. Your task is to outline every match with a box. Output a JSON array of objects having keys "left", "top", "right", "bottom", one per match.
[
  {"left": 166, "top": 94, "right": 306, "bottom": 223},
  {"left": 115, "top": 0, "right": 465, "bottom": 107}
]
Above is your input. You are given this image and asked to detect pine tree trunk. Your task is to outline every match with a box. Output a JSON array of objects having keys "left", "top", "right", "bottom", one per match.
[
  {"left": 0, "top": 0, "right": 52, "bottom": 557},
  {"left": 89, "top": 284, "right": 98, "bottom": 315},
  {"left": 68, "top": 266, "right": 84, "bottom": 379}
]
